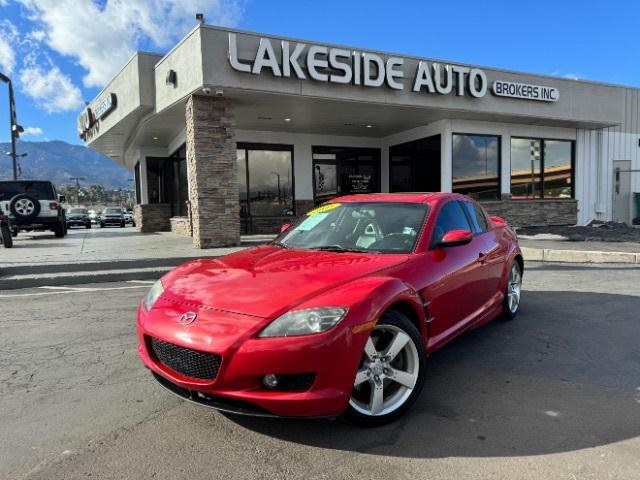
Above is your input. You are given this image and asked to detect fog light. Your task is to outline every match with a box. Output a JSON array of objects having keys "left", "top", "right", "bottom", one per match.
[{"left": 262, "top": 374, "right": 279, "bottom": 388}]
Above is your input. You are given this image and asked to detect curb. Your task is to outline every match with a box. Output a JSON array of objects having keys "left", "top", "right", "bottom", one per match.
[
  {"left": 0, "top": 267, "right": 172, "bottom": 290},
  {"left": 521, "top": 247, "right": 640, "bottom": 264}
]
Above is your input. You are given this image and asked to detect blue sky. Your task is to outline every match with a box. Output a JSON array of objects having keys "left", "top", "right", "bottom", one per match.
[{"left": 1, "top": 0, "right": 639, "bottom": 147}]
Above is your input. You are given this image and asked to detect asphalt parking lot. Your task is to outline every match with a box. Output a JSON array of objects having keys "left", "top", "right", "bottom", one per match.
[{"left": 1, "top": 263, "right": 640, "bottom": 480}]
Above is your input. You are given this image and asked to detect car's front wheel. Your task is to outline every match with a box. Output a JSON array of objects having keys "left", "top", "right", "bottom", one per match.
[{"left": 342, "top": 310, "right": 426, "bottom": 426}]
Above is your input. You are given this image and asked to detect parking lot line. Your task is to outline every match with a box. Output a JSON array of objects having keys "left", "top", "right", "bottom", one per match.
[{"left": 0, "top": 284, "right": 150, "bottom": 298}]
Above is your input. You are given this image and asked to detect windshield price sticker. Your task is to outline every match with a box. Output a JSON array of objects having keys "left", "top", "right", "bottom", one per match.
[{"left": 307, "top": 203, "right": 341, "bottom": 216}]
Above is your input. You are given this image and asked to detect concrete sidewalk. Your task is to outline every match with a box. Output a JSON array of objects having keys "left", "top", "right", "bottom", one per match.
[
  {"left": 0, "top": 228, "right": 272, "bottom": 268},
  {"left": 519, "top": 237, "right": 640, "bottom": 264},
  {"left": 0, "top": 229, "right": 271, "bottom": 289}
]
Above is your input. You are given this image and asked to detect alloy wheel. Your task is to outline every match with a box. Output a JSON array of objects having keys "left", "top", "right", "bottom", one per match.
[
  {"left": 507, "top": 263, "right": 522, "bottom": 313},
  {"left": 349, "top": 324, "right": 420, "bottom": 417},
  {"left": 15, "top": 199, "right": 35, "bottom": 216}
]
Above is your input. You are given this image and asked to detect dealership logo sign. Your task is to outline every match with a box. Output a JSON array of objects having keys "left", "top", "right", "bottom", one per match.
[
  {"left": 228, "top": 33, "right": 559, "bottom": 102},
  {"left": 77, "top": 93, "right": 117, "bottom": 140},
  {"left": 492, "top": 81, "right": 559, "bottom": 102},
  {"left": 228, "top": 33, "right": 487, "bottom": 98}
]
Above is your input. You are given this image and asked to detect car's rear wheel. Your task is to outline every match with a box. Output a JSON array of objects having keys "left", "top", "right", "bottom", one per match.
[
  {"left": 502, "top": 260, "right": 522, "bottom": 320},
  {"left": 1, "top": 223, "right": 13, "bottom": 248},
  {"left": 342, "top": 310, "right": 426, "bottom": 426}
]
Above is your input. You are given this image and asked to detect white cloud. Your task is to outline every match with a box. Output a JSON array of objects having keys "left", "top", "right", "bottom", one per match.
[
  {"left": 0, "top": 20, "right": 17, "bottom": 73},
  {"left": 19, "top": 65, "right": 84, "bottom": 113},
  {"left": 562, "top": 73, "right": 580, "bottom": 81},
  {"left": 19, "top": 0, "right": 244, "bottom": 88},
  {"left": 0, "top": 37, "right": 14, "bottom": 74},
  {"left": 21, "top": 126, "right": 44, "bottom": 137}
]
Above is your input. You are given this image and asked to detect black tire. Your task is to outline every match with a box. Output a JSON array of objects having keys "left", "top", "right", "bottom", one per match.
[
  {"left": 501, "top": 259, "right": 523, "bottom": 320},
  {"left": 54, "top": 221, "right": 65, "bottom": 238},
  {"left": 11, "top": 227, "right": 18, "bottom": 237},
  {"left": 120, "top": 222, "right": 125, "bottom": 228},
  {"left": 1, "top": 223, "right": 13, "bottom": 248},
  {"left": 86, "top": 223, "right": 91, "bottom": 229},
  {"left": 341, "top": 310, "right": 427, "bottom": 426},
  {"left": 100, "top": 222, "right": 104, "bottom": 228},
  {"left": 9, "top": 194, "right": 41, "bottom": 221}
]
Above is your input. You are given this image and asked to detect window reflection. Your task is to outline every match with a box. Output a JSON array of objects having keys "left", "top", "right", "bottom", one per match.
[
  {"left": 544, "top": 140, "right": 573, "bottom": 198},
  {"left": 511, "top": 138, "right": 573, "bottom": 199},
  {"left": 511, "top": 138, "right": 542, "bottom": 199},
  {"left": 452, "top": 134, "right": 500, "bottom": 200},
  {"left": 237, "top": 145, "right": 294, "bottom": 218}
]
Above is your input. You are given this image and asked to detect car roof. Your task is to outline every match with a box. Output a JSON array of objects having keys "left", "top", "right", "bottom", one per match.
[{"left": 330, "top": 192, "right": 463, "bottom": 205}]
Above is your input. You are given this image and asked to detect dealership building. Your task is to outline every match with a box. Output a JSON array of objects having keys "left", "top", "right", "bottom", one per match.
[{"left": 79, "top": 24, "right": 640, "bottom": 248}]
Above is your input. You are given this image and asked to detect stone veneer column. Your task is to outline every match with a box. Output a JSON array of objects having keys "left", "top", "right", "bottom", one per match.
[{"left": 185, "top": 95, "right": 240, "bottom": 248}]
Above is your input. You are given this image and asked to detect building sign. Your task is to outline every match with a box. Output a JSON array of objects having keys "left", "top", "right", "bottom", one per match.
[
  {"left": 93, "top": 93, "right": 117, "bottom": 120},
  {"left": 228, "top": 33, "right": 560, "bottom": 103},
  {"left": 228, "top": 33, "right": 488, "bottom": 98},
  {"left": 77, "top": 93, "right": 117, "bottom": 139},
  {"left": 492, "top": 81, "right": 559, "bottom": 102}
]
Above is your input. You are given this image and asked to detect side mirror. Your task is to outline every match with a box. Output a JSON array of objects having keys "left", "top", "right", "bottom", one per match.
[
  {"left": 58, "top": 194, "right": 67, "bottom": 203},
  {"left": 279, "top": 223, "right": 292, "bottom": 234},
  {"left": 439, "top": 229, "right": 473, "bottom": 247},
  {"left": 490, "top": 215, "right": 506, "bottom": 225}
]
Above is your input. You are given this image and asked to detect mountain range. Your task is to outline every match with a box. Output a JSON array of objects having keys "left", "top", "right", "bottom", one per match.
[{"left": 0, "top": 140, "right": 132, "bottom": 188}]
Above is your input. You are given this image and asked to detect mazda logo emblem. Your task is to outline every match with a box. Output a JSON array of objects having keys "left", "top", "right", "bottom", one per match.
[{"left": 178, "top": 312, "right": 198, "bottom": 325}]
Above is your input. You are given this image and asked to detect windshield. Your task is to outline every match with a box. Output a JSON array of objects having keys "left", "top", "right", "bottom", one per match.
[
  {"left": 105, "top": 208, "right": 121, "bottom": 214},
  {"left": 0, "top": 181, "right": 54, "bottom": 201},
  {"left": 276, "top": 202, "right": 428, "bottom": 254},
  {"left": 69, "top": 208, "right": 88, "bottom": 214}
]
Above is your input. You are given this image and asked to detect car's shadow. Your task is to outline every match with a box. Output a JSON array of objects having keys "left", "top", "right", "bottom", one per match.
[{"left": 221, "top": 290, "right": 640, "bottom": 458}]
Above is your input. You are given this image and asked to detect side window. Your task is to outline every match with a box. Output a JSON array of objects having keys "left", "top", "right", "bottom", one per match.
[
  {"left": 473, "top": 203, "right": 489, "bottom": 232},
  {"left": 432, "top": 201, "right": 472, "bottom": 245},
  {"left": 462, "top": 201, "right": 489, "bottom": 233}
]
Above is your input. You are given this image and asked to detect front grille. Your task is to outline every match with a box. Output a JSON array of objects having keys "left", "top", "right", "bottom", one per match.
[{"left": 149, "top": 337, "right": 221, "bottom": 380}]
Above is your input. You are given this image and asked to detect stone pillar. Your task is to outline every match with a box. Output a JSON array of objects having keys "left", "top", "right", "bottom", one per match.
[{"left": 185, "top": 95, "right": 240, "bottom": 248}]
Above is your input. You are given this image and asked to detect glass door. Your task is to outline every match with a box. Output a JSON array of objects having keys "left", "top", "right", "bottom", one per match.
[{"left": 312, "top": 147, "right": 380, "bottom": 204}]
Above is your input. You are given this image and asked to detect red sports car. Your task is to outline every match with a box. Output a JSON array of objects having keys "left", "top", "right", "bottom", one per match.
[{"left": 137, "top": 193, "right": 523, "bottom": 425}]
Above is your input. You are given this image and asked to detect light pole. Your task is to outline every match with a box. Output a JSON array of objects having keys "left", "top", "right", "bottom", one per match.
[
  {"left": 4, "top": 151, "right": 27, "bottom": 179},
  {"left": 0, "top": 72, "right": 24, "bottom": 180}
]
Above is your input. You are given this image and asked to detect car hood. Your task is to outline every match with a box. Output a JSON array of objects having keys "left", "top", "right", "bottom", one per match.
[{"left": 160, "top": 245, "right": 409, "bottom": 318}]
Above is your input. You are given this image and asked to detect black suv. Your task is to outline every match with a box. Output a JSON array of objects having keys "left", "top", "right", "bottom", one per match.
[
  {"left": 100, "top": 207, "right": 126, "bottom": 228},
  {"left": 0, "top": 180, "right": 67, "bottom": 238},
  {"left": 66, "top": 207, "right": 92, "bottom": 229}
]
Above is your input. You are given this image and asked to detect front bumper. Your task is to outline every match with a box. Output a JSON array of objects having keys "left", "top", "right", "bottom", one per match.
[
  {"left": 137, "top": 299, "right": 369, "bottom": 417},
  {"left": 102, "top": 217, "right": 124, "bottom": 225},
  {"left": 67, "top": 218, "right": 89, "bottom": 226}
]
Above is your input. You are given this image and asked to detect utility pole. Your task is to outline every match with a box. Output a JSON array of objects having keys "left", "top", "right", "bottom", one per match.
[
  {"left": 0, "top": 72, "right": 24, "bottom": 180},
  {"left": 69, "top": 177, "right": 86, "bottom": 205}
]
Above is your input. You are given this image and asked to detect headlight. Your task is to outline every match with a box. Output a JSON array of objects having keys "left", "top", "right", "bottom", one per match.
[
  {"left": 143, "top": 279, "right": 165, "bottom": 310},
  {"left": 258, "top": 307, "right": 347, "bottom": 338}
]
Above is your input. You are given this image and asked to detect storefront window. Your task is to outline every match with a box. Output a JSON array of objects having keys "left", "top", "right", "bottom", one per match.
[
  {"left": 452, "top": 134, "right": 500, "bottom": 200},
  {"left": 543, "top": 140, "right": 573, "bottom": 198},
  {"left": 511, "top": 138, "right": 573, "bottom": 199},
  {"left": 511, "top": 138, "right": 541, "bottom": 199},
  {"left": 237, "top": 144, "right": 294, "bottom": 218},
  {"left": 389, "top": 135, "right": 441, "bottom": 193}
]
